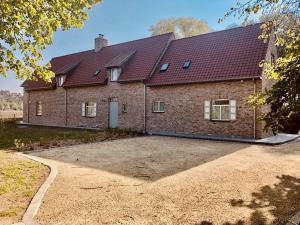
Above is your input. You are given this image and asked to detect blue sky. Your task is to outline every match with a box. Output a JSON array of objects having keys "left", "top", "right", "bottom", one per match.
[{"left": 1, "top": 0, "right": 240, "bottom": 93}]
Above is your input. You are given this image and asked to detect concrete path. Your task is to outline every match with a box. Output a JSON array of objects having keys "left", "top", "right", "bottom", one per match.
[{"left": 150, "top": 132, "right": 299, "bottom": 145}]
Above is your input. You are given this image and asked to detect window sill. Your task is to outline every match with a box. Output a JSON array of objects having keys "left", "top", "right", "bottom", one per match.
[
  {"left": 36, "top": 114, "right": 42, "bottom": 116},
  {"left": 152, "top": 111, "right": 165, "bottom": 113},
  {"left": 211, "top": 119, "right": 231, "bottom": 122},
  {"left": 84, "top": 116, "right": 96, "bottom": 118}
]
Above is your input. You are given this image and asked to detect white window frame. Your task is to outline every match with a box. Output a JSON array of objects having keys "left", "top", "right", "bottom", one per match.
[
  {"left": 57, "top": 75, "right": 66, "bottom": 87},
  {"left": 211, "top": 99, "right": 231, "bottom": 121},
  {"left": 82, "top": 102, "right": 97, "bottom": 117},
  {"left": 36, "top": 101, "right": 42, "bottom": 116},
  {"left": 111, "top": 68, "right": 119, "bottom": 81},
  {"left": 153, "top": 101, "right": 165, "bottom": 113}
]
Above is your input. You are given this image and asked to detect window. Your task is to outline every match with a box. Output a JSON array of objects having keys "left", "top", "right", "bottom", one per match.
[
  {"left": 111, "top": 68, "right": 119, "bottom": 81},
  {"left": 153, "top": 101, "right": 165, "bottom": 112},
  {"left": 36, "top": 101, "right": 42, "bottom": 116},
  {"left": 82, "top": 102, "right": 97, "bottom": 117},
  {"left": 271, "top": 53, "right": 275, "bottom": 65},
  {"left": 122, "top": 103, "right": 127, "bottom": 113},
  {"left": 210, "top": 99, "right": 236, "bottom": 121},
  {"left": 182, "top": 60, "right": 191, "bottom": 69},
  {"left": 57, "top": 75, "right": 66, "bottom": 87},
  {"left": 94, "top": 69, "right": 101, "bottom": 76},
  {"left": 160, "top": 63, "right": 169, "bottom": 72}
]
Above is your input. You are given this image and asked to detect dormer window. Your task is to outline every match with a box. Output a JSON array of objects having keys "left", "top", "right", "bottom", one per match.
[
  {"left": 94, "top": 69, "right": 101, "bottom": 76},
  {"left": 111, "top": 68, "right": 119, "bottom": 81},
  {"left": 160, "top": 63, "right": 169, "bottom": 72},
  {"left": 183, "top": 60, "right": 191, "bottom": 69},
  {"left": 57, "top": 75, "right": 66, "bottom": 87}
]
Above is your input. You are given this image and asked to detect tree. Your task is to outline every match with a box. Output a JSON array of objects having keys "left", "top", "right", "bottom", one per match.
[
  {"left": 0, "top": 0, "right": 101, "bottom": 81},
  {"left": 149, "top": 17, "right": 211, "bottom": 38},
  {"left": 222, "top": 0, "right": 300, "bottom": 134}
]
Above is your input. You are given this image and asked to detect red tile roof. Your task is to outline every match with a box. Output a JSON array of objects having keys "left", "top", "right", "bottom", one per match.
[
  {"left": 148, "top": 24, "right": 268, "bottom": 86},
  {"left": 105, "top": 50, "right": 136, "bottom": 68},
  {"left": 22, "top": 33, "right": 173, "bottom": 90}
]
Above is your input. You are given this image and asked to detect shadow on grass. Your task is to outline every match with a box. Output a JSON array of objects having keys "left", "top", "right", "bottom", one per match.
[{"left": 197, "top": 174, "right": 300, "bottom": 225}]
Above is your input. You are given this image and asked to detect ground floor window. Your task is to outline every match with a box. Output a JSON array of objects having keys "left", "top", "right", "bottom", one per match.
[
  {"left": 153, "top": 101, "right": 165, "bottom": 113},
  {"left": 204, "top": 99, "right": 236, "bottom": 121},
  {"left": 36, "top": 101, "right": 42, "bottom": 116},
  {"left": 82, "top": 102, "right": 97, "bottom": 117}
]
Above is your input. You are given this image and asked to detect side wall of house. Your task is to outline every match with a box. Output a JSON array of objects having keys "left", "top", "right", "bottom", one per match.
[
  {"left": 146, "top": 80, "right": 263, "bottom": 139},
  {"left": 25, "top": 88, "right": 66, "bottom": 126},
  {"left": 259, "top": 32, "right": 278, "bottom": 138}
]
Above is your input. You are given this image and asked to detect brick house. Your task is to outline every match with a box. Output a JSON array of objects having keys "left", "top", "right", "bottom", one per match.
[{"left": 22, "top": 24, "right": 276, "bottom": 139}]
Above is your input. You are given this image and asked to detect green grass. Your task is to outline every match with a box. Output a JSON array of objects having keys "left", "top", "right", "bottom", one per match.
[
  {"left": 0, "top": 120, "right": 141, "bottom": 151},
  {"left": 0, "top": 151, "right": 49, "bottom": 219}
]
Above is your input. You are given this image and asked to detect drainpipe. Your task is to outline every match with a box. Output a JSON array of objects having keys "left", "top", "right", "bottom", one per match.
[
  {"left": 27, "top": 91, "right": 30, "bottom": 123},
  {"left": 253, "top": 79, "right": 256, "bottom": 139},
  {"left": 144, "top": 84, "right": 147, "bottom": 133},
  {"left": 65, "top": 88, "right": 67, "bottom": 126}
]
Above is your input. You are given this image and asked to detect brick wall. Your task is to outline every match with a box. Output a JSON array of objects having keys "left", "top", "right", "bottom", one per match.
[
  {"left": 66, "top": 81, "right": 145, "bottom": 131},
  {"left": 25, "top": 78, "right": 145, "bottom": 131},
  {"left": 146, "top": 80, "right": 264, "bottom": 139},
  {"left": 26, "top": 88, "right": 66, "bottom": 126}
]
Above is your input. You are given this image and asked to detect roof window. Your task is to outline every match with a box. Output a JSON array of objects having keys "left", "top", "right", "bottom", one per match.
[
  {"left": 160, "top": 63, "right": 169, "bottom": 72},
  {"left": 183, "top": 60, "right": 191, "bottom": 69},
  {"left": 94, "top": 69, "right": 101, "bottom": 76}
]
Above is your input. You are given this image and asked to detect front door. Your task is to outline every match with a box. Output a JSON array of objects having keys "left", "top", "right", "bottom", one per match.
[{"left": 109, "top": 101, "right": 118, "bottom": 128}]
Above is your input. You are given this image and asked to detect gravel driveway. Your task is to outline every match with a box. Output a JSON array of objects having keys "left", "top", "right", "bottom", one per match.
[{"left": 28, "top": 136, "right": 300, "bottom": 225}]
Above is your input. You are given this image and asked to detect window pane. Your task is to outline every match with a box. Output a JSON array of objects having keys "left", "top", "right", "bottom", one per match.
[
  {"left": 214, "top": 100, "right": 229, "bottom": 105},
  {"left": 159, "top": 102, "right": 165, "bottom": 112},
  {"left": 212, "top": 105, "right": 220, "bottom": 120},
  {"left": 221, "top": 106, "right": 230, "bottom": 120},
  {"left": 160, "top": 64, "right": 169, "bottom": 71},
  {"left": 153, "top": 102, "right": 159, "bottom": 111}
]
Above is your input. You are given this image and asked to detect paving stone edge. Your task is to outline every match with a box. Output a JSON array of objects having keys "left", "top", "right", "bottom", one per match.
[{"left": 12, "top": 153, "right": 58, "bottom": 225}]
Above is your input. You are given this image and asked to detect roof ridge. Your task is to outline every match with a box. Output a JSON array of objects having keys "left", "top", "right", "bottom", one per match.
[
  {"left": 170, "top": 23, "right": 262, "bottom": 43},
  {"left": 52, "top": 49, "right": 94, "bottom": 60},
  {"left": 102, "top": 32, "right": 174, "bottom": 48}
]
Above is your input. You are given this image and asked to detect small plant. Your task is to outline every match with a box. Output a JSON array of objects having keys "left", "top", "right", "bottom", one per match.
[
  {"left": 0, "top": 206, "right": 18, "bottom": 217},
  {"left": 14, "top": 139, "right": 25, "bottom": 151}
]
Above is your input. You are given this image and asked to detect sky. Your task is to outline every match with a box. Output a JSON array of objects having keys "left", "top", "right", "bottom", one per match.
[{"left": 0, "top": 0, "right": 240, "bottom": 93}]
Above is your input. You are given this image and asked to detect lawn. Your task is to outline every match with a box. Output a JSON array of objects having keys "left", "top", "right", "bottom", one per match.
[
  {"left": 0, "top": 151, "right": 49, "bottom": 225},
  {"left": 0, "top": 120, "right": 141, "bottom": 151},
  {"left": 0, "top": 120, "right": 141, "bottom": 224}
]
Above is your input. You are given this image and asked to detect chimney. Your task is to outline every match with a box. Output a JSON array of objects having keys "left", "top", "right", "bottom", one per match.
[{"left": 94, "top": 34, "right": 108, "bottom": 52}]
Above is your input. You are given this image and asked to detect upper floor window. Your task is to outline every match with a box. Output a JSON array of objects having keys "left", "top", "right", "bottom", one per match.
[
  {"left": 36, "top": 101, "right": 42, "bottom": 116},
  {"left": 153, "top": 101, "right": 165, "bottom": 113},
  {"left": 57, "top": 75, "right": 66, "bottom": 87},
  {"left": 271, "top": 53, "right": 276, "bottom": 65},
  {"left": 160, "top": 63, "right": 169, "bottom": 72},
  {"left": 111, "top": 68, "right": 119, "bottom": 81}
]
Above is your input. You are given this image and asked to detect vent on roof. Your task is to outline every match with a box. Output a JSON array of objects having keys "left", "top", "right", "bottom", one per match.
[
  {"left": 183, "top": 60, "right": 191, "bottom": 69},
  {"left": 160, "top": 63, "right": 169, "bottom": 72},
  {"left": 94, "top": 69, "right": 101, "bottom": 76}
]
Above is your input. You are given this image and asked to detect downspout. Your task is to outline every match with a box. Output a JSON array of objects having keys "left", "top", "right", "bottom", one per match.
[
  {"left": 65, "top": 88, "right": 67, "bottom": 126},
  {"left": 27, "top": 91, "right": 30, "bottom": 123},
  {"left": 253, "top": 79, "right": 256, "bottom": 139},
  {"left": 144, "top": 83, "right": 147, "bottom": 133}
]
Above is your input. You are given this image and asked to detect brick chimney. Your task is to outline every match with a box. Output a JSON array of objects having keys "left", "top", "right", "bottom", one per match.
[{"left": 94, "top": 34, "right": 108, "bottom": 52}]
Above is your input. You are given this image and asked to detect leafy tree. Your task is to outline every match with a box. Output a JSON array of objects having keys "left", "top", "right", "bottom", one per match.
[
  {"left": 222, "top": 0, "right": 300, "bottom": 134},
  {"left": 149, "top": 17, "right": 211, "bottom": 38},
  {"left": 0, "top": 0, "right": 101, "bottom": 81}
]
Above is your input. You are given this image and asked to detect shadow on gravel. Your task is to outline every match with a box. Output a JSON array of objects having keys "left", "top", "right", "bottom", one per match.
[{"left": 197, "top": 174, "right": 300, "bottom": 225}]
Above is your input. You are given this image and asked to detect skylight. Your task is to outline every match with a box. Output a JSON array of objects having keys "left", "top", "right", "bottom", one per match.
[
  {"left": 160, "top": 63, "right": 169, "bottom": 72},
  {"left": 94, "top": 69, "right": 101, "bottom": 76},
  {"left": 183, "top": 60, "right": 191, "bottom": 69}
]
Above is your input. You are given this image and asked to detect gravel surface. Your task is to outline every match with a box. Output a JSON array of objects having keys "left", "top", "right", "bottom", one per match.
[{"left": 29, "top": 136, "right": 300, "bottom": 225}]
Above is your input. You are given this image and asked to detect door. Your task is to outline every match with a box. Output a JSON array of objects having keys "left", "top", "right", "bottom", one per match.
[{"left": 109, "top": 101, "right": 118, "bottom": 128}]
